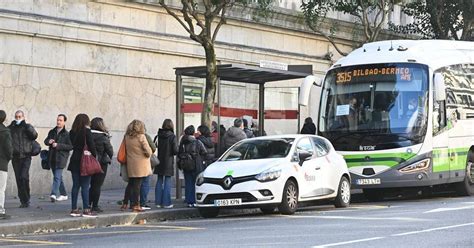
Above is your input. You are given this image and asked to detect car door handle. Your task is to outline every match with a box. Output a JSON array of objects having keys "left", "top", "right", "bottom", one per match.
[{"left": 315, "top": 166, "right": 321, "bottom": 170}]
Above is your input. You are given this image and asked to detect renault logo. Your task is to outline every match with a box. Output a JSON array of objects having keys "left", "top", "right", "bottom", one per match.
[{"left": 223, "top": 177, "right": 233, "bottom": 189}]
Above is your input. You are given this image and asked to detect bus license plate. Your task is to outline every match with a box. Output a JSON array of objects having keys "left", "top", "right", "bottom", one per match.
[
  {"left": 214, "top": 199, "right": 242, "bottom": 207},
  {"left": 356, "top": 178, "right": 381, "bottom": 185}
]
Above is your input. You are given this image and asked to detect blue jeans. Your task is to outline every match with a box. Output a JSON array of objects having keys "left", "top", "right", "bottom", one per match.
[
  {"left": 140, "top": 175, "right": 151, "bottom": 206},
  {"left": 71, "top": 171, "right": 91, "bottom": 210},
  {"left": 155, "top": 175, "right": 171, "bottom": 206},
  {"left": 51, "top": 168, "right": 67, "bottom": 197},
  {"left": 184, "top": 171, "right": 196, "bottom": 204}
]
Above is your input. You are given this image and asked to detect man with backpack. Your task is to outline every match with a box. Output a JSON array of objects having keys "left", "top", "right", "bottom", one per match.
[{"left": 177, "top": 125, "right": 207, "bottom": 208}]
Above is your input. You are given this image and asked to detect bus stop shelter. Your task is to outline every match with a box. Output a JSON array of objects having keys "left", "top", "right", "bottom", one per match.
[{"left": 173, "top": 63, "right": 312, "bottom": 198}]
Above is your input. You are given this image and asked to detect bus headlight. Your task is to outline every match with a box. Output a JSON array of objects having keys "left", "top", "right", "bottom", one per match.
[{"left": 399, "top": 159, "right": 430, "bottom": 173}]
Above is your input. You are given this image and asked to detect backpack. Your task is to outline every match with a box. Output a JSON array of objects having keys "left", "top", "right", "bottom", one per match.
[{"left": 178, "top": 141, "right": 197, "bottom": 172}]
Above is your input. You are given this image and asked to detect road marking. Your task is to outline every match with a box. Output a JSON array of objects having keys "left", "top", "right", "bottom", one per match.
[
  {"left": 349, "top": 204, "right": 392, "bottom": 209},
  {"left": 424, "top": 204, "right": 474, "bottom": 213},
  {"left": 0, "top": 238, "right": 71, "bottom": 246},
  {"left": 287, "top": 215, "right": 426, "bottom": 221},
  {"left": 312, "top": 222, "right": 474, "bottom": 247},
  {"left": 312, "top": 237, "right": 385, "bottom": 247},
  {"left": 391, "top": 222, "right": 474, "bottom": 237},
  {"left": 27, "top": 226, "right": 202, "bottom": 239},
  {"left": 129, "top": 225, "right": 203, "bottom": 231}
]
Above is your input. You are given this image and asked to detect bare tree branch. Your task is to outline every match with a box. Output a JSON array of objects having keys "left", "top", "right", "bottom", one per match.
[
  {"left": 212, "top": 2, "right": 233, "bottom": 43},
  {"left": 183, "top": 0, "right": 206, "bottom": 31},
  {"left": 307, "top": 21, "right": 348, "bottom": 56},
  {"left": 159, "top": 0, "right": 194, "bottom": 36}
]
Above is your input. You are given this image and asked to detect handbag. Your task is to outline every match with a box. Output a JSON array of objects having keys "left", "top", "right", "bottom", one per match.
[
  {"left": 117, "top": 137, "right": 127, "bottom": 164},
  {"left": 120, "top": 164, "right": 129, "bottom": 182},
  {"left": 150, "top": 153, "right": 160, "bottom": 170},
  {"left": 80, "top": 135, "right": 103, "bottom": 176},
  {"left": 40, "top": 150, "right": 50, "bottom": 170},
  {"left": 31, "top": 141, "right": 41, "bottom": 156}
]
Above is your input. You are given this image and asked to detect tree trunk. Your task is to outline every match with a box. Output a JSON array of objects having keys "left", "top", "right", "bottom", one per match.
[
  {"left": 461, "top": 1, "right": 474, "bottom": 41},
  {"left": 201, "top": 43, "right": 218, "bottom": 128}
]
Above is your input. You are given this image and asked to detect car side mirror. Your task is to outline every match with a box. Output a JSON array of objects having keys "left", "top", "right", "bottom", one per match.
[{"left": 298, "top": 151, "right": 312, "bottom": 166}]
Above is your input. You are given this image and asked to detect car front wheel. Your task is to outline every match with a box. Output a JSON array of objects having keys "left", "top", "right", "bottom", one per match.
[
  {"left": 278, "top": 180, "right": 298, "bottom": 215},
  {"left": 198, "top": 207, "right": 220, "bottom": 218},
  {"left": 334, "top": 177, "right": 351, "bottom": 208}
]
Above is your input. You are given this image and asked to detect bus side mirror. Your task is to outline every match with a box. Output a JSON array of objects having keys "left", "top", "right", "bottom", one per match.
[
  {"left": 434, "top": 73, "right": 446, "bottom": 101},
  {"left": 299, "top": 75, "right": 321, "bottom": 106}
]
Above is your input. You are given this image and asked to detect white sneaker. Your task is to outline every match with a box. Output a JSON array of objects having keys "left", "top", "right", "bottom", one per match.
[
  {"left": 163, "top": 205, "right": 174, "bottom": 209},
  {"left": 141, "top": 206, "right": 151, "bottom": 210},
  {"left": 50, "top": 195, "right": 56, "bottom": 202},
  {"left": 57, "top": 195, "right": 68, "bottom": 201},
  {"left": 156, "top": 205, "right": 162, "bottom": 209}
]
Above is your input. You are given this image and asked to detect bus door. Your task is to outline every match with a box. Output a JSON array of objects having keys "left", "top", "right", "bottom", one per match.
[{"left": 432, "top": 92, "right": 450, "bottom": 179}]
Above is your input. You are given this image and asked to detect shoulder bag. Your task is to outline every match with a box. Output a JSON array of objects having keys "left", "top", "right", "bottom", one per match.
[{"left": 80, "top": 135, "right": 103, "bottom": 176}]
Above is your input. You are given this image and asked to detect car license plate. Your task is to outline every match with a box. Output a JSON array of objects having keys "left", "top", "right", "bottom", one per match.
[
  {"left": 214, "top": 198, "right": 242, "bottom": 207},
  {"left": 356, "top": 178, "right": 381, "bottom": 185}
]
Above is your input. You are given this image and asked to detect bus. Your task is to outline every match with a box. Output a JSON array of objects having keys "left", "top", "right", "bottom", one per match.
[{"left": 300, "top": 40, "right": 474, "bottom": 200}]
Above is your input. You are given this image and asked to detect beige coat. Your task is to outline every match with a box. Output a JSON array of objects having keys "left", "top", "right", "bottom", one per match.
[{"left": 125, "top": 134, "right": 152, "bottom": 178}]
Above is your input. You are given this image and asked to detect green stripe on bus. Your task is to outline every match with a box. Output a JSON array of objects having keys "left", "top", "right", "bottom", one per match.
[
  {"left": 343, "top": 152, "right": 416, "bottom": 168},
  {"left": 432, "top": 147, "right": 469, "bottom": 172},
  {"left": 343, "top": 147, "right": 470, "bottom": 171}
]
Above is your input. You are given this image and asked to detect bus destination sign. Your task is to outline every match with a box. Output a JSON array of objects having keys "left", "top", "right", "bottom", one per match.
[{"left": 336, "top": 66, "right": 413, "bottom": 84}]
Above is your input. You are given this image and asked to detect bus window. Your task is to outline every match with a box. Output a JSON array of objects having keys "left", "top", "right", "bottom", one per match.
[{"left": 432, "top": 99, "right": 447, "bottom": 135}]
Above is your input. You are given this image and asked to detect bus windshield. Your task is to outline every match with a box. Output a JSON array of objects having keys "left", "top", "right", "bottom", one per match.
[{"left": 319, "top": 63, "right": 429, "bottom": 151}]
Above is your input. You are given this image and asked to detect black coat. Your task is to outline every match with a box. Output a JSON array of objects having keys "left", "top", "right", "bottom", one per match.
[
  {"left": 154, "top": 129, "right": 178, "bottom": 177},
  {"left": 179, "top": 135, "right": 207, "bottom": 173},
  {"left": 91, "top": 130, "right": 114, "bottom": 167},
  {"left": 243, "top": 128, "right": 255, "bottom": 138},
  {"left": 300, "top": 123, "right": 316, "bottom": 135},
  {"left": 8, "top": 121, "right": 38, "bottom": 159},
  {"left": 44, "top": 127, "right": 73, "bottom": 169},
  {"left": 197, "top": 135, "right": 216, "bottom": 166},
  {"left": 0, "top": 124, "right": 13, "bottom": 172},
  {"left": 68, "top": 128, "right": 97, "bottom": 173}
]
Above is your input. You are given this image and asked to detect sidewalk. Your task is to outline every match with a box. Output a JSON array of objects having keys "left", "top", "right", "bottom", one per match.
[{"left": 0, "top": 189, "right": 199, "bottom": 237}]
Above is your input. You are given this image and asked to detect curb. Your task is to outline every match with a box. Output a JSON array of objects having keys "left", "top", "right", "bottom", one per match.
[
  {"left": 1, "top": 191, "right": 368, "bottom": 237},
  {"left": 0, "top": 208, "right": 200, "bottom": 237}
]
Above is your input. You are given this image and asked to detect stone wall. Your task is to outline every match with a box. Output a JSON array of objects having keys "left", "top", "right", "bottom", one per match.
[{"left": 0, "top": 0, "right": 356, "bottom": 196}]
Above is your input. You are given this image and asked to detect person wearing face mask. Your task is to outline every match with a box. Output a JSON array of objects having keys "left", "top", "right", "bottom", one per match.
[
  {"left": 44, "top": 114, "right": 73, "bottom": 203},
  {"left": 8, "top": 110, "right": 38, "bottom": 208}
]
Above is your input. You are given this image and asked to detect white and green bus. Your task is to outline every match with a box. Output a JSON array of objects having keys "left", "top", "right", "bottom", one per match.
[{"left": 301, "top": 40, "right": 474, "bottom": 200}]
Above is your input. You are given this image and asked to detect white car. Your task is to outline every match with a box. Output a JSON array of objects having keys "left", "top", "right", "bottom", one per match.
[{"left": 195, "top": 135, "right": 351, "bottom": 218}]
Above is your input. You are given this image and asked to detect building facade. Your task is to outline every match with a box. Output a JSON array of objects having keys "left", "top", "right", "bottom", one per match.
[{"left": 0, "top": 0, "right": 408, "bottom": 195}]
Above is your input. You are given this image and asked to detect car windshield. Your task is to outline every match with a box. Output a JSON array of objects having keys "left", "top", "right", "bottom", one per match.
[
  {"left": 221, "top": 138, "right": 294, "bottom": 161},
  {"left": 318, "top": 63, "right": 429, "bottom": 150}
]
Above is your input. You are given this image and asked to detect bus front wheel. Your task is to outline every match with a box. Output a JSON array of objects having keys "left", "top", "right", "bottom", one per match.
[{"left": 456, "top": 154, "right": 474, "bottom": 196}]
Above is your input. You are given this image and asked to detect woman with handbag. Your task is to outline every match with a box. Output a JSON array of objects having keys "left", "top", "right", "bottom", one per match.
[
  {"left": 89, "top": 117, "right": 114, "bottom": 213},
  {"left": 123, "top": 120, "right": 152, "bottom": 212},
  {"left": 154, "top": 119, "right": 178, "bottom": 209},
  {"left": 68, "top": 114, "right": 97, "bottom": 217}
]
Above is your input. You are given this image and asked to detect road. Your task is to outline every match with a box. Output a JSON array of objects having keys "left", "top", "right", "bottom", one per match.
[{"left": 1, "top": 194, "right": 473, "bottom": 247}]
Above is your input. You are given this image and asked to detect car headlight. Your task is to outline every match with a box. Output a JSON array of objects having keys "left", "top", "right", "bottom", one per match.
[
  {"left": 255, "top": 168, "right": 282, "bottom": 182},
  {"left": 399, "top": 159, "right": 430, "bottom": 173},
  {"left": 196, "top": 173, "right": 205, "bottom": 186}
]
